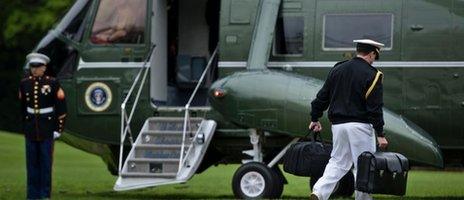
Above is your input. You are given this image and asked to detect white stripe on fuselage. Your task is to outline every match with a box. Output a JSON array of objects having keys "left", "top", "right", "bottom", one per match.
[
  {"left": 218, "top": 61, "right": 464, "bottom": 68},
  {"left": 77, "top": 60, "right": 464, "bottom": 70},
  {"left": 77, "top": 59, "right": 146, "bottom": 70}
]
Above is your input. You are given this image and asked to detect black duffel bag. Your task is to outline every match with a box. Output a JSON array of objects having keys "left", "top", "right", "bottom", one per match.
[
  {"left": 356, "top": 151, "right": 410, "bottom": 196},
  {"left": 283, "top": 132, "right": 332, "bottom": 177}
]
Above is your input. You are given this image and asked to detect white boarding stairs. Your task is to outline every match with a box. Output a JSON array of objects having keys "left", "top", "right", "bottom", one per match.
[{"left": 114, "top": 117, "right": 216, "bottom": 191}]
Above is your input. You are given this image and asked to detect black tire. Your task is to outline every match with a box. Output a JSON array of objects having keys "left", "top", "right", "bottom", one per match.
[
  {"left": 270, "top": 166, "right": 285, "bottom": 198},
  {"left": 309, "top": 171, "right": 355, "bottom": 198},
  {"left": 232, "top": 162, "right": 279, "bottom": 199}
]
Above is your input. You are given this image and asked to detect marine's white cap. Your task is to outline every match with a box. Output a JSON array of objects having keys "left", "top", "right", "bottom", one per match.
[
  {"left": 26, "top": 52, "right": 50, "bottom": 65},
  {"left": 353, "top": 39, "right": 385, "bottom": 49}
]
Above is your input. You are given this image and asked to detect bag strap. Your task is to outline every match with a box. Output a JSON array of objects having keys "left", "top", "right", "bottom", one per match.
[
  {"left": 395, "top": 153, "right": 410, "bottom": 171},
  {"left": 314, "top": 131, "right": 323, "bottom": 142},
  {"left": 303, "top": 131, "right": 323, "bottom": 142},
  {"left": 384, "top": 153, "right": 403, "bottom": 173}
]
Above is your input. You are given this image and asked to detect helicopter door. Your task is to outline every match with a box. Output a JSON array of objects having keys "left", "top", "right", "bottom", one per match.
[
  {"left": 75, "top": 0, "right": 151, "bottom": 117},
  {"left": 80, "top": 0, "right": 151, "bottom": 62},
  {"left": 161, "top": 0, "right": 218, "bottom": 107}
]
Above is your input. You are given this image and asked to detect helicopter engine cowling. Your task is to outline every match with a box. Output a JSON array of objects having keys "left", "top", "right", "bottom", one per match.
[{"left": 209, "top": 70, "right": 443, "bottom": 168}]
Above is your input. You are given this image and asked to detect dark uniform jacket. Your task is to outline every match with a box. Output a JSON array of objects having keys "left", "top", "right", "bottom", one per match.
[
  {"left": 19, "top": 75, "right": 67, "bottom": 141},
  {"left": 310, "top": 57, "right": 385, "bottom": 137}
]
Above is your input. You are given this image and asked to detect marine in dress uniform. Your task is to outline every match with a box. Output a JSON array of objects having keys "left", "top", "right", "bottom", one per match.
[
  {"left": 308, "top": 39, "right": 389, "bottom": 200},
  {"left": 19, "top": 53, "right": 67, "bottom": 200}
]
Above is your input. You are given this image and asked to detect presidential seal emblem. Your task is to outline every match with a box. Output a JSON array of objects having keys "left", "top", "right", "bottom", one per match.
[{"left": 85, "top": 82, "right": 112, "bottom": 112}]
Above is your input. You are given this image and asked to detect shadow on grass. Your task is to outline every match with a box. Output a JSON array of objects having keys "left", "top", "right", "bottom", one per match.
[
  {"left": 60, "top": 191, "right": 464, "bottom": 200},
  {"left": 283, "top": 196, "right": 464, "bottom": 200},
  {"left": 61, "top": 190, "right": 235, "bottom": 199},
  {"left": 372, "top": 197, "right": 464, "bottom": 200}
]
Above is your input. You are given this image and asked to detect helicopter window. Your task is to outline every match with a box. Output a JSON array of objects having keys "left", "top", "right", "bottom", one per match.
[
  {"left": 273, "top": 16, "right": 304, "bottom": 56},
  {"left": 323, "top": 13, "right": 393, "bottom": 50},
  {"left": 90, "top": 0, "right": 147, "bottom": 44}
]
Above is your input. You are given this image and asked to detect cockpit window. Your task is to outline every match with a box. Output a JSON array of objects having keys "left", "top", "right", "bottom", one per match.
[
  {"left": 90, "top": 0, "right": 147, "bottom": 44},
  {"left": 323, "top": 13, "right": 393, "bottom": 50}
]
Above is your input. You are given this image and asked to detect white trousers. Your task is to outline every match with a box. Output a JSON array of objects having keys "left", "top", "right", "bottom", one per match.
[{"left": 312, "top": 122, "right": 376, "bottom": 200}]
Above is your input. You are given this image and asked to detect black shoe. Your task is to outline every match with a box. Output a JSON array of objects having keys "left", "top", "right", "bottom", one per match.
[{"left": 310, "top": 193, "right": 319, "bottom": 200}]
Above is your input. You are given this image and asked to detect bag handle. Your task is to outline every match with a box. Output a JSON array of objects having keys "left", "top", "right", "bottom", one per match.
[{"left": 303, "top": 130, "right": 323, "bottom": 142}]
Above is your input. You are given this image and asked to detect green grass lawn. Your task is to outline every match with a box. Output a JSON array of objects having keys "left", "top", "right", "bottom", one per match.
[{"left": 1, "top": 131, "right": 464, "bottom": 199}]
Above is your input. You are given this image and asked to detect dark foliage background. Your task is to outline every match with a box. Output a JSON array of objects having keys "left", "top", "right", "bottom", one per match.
[{"left": 0, "top": 0, "right": 73, "bottom": 132}]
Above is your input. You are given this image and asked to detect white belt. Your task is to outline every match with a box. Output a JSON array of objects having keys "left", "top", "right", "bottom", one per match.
[{"left": 27, "top": 107, "right": 54, "bottom": 114}]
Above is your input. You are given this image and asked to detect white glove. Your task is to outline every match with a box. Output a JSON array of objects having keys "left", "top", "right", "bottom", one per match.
[{"left": 53, "top": 131, "right": 61, "bottom": 139}]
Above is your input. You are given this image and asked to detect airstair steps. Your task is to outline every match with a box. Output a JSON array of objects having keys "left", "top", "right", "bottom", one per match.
[
  {"left": 142, "top": 130, "right": 196, "bottom": 135},
  {"left": 133, "top": 144, "right": 184, "bottom": 159},
  {"left": 124, "top": 157, "right": 179, "bottom": 173},
  {"left": 147, "top": 117, "right": 203, "bottom": 132},
  {"left": 115, "top": 45, "right": 219, "bottom": 191},
  {"left": 114, "top": 117, "right": 217, "bottom": 191},
  {"left": 139, "top": 131, "right": 194, "bottom": 145},
  {"left": 120, "top": 172, "right": 177, "bottom": 178},
  {"left": 134, "top": 144, "right": 184, "bottom": 149},
  {"left": 127, "top": 158, "right": 180, "bottom": 162}
]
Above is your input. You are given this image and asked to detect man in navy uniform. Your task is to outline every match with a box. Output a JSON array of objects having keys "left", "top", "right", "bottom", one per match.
[
  {"left": 309, "top": 39, "right": 388, "bottom": 200},
  {"left": 19, "top": 53, "right": 67, "bottom": 199}
]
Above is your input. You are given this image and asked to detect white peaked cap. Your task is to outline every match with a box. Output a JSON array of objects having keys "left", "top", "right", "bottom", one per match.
[
  {"left": 26, "top": 52, "right": 50, "bottom": 65},
  {"left": 353, "top": 39, "right": 385, "bottom": 49}
]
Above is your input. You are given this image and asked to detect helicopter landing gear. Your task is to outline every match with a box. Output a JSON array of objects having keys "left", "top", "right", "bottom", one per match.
[{"left": 232, "top": 129, "right": 284, "bottom": 199}]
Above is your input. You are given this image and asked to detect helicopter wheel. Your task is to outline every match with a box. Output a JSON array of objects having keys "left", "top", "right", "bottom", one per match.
[{"left": 232, "top": 162, "right": 283, "bottom": 199}]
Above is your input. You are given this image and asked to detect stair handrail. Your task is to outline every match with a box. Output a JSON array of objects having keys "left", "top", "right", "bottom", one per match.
[
  {"left": 178, "top": 46, "right": 218, "bottom": 174},
  {"left": 118, "top": 44, "right": 156, "bottom": 175}
]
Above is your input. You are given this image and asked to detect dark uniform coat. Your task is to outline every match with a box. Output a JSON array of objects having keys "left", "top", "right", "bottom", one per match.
[
  {"left": 19, "top": 75, "right": 67, "bottom": 140},
  {"left": 310, "top": 57, "right": 385, "bottom": 136}
]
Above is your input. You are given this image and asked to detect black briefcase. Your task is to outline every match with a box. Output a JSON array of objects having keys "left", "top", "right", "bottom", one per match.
[
  {"left": 283, "top": 132, "right": 332, "bottom": 177},
  {"left": 356, "top": 151, "right": 409, "bottom": 196}
]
